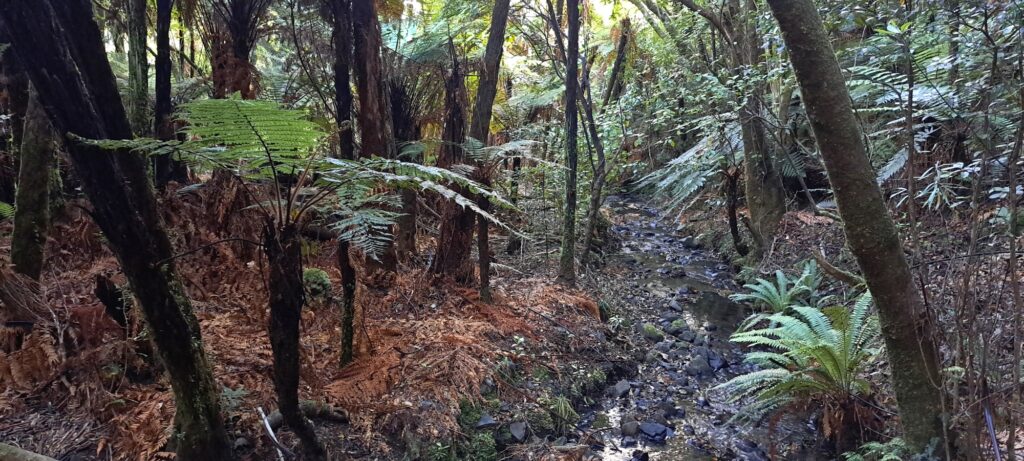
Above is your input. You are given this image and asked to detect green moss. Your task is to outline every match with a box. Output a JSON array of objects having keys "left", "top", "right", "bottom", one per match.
[
  {"left": 527, "top": 408, "right": 555, "bottom": 436},
  {"left": 592, "top": 412, "right": 611, "bottom": 430},
  {"left": 457, "top": 399, "right": 483, "bottom": 431},
  {"left": 303, "top": 268, "right": 332, "bottom": 301},
  {"left": 641, "top": 323, "right": 664, "bottom": 342},
  {"left": 460, "top": 433, "right": 497, "bottom": 461},
  {"left": 671, "top": 319, "right": 688, "bottom": 331}
]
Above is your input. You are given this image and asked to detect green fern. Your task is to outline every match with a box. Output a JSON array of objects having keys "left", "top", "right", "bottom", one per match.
[{"left": 717, "top": 293, "right": 881, "bottom": 425}]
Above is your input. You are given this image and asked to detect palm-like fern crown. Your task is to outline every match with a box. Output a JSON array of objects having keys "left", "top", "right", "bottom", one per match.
[{"left": 717, "top": 293, "right": 881, "bottom": 421}]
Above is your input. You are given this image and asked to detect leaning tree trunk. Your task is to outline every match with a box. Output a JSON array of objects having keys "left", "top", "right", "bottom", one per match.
[
  {"left": 469, "top": 0, "right": 511, "bottom": 302},
  {"left": 329, "top": 0, "right": 358, "bottom": 366},
  {"left": 127, "top": 0, "right": 148, "bottom": 135},
  {"left": 352, "top": 0, "right": 399, "bottom": 271},
  {"left": 557, "top": 0, "right": 580, "bottom": 284},
  {"left": 0, "top": 2, "right": 233, "bottom": 459},
  {"left": 11, "top": 87, "right": 53, "bottom": 281},
  {"left": 766, "top": 0, "right": 949, "bottom": 455},
  {"left": 153, "top": 0, "right": 187, "bottom": 188},
  {"left": 430, "top": 50, "right": 475, "bottom": 282},
  {"left": 263, "top": 223, "right": 326, "bottom": 460}
]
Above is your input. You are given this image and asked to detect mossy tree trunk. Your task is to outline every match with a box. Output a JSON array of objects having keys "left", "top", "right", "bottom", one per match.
[
  {"left": 11, "top": 87, "right": 53, "bottom": 281},
  {"left": 766, "top": 0, "right": 949, "bottom": 455},
  {"left": 557, "top": 0, "right": 580, "bottom": 284},
  {"left": 469, "top": 0, "right": 511, "bottom": 302},
  {"left": 0, "top": 2, "right": 233, "bottom": 459},
  {"left": 263, "top": 222, "right": 326, "bottom": 460}
]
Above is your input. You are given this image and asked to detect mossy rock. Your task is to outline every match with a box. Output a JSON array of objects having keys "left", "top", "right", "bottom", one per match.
[
  {"left": 641, "top": 323, "right": 664, "bottom": 342},
  {"left": 670, "top": 319, "right": 688, "bottom": 331}
]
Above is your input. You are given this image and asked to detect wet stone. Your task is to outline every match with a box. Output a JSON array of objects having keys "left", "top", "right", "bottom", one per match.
[
  {"left": 476, "top": 413, "right": 498, "bottom": 429},
  {"left": 510, "top": 421, "right": 528, "bottom": 442},
  {"left": 610, "top": 379, "right": 631, "bottom": 398},
  {"left": 621, "top": 421, "right": 640, "bottom": 437}
]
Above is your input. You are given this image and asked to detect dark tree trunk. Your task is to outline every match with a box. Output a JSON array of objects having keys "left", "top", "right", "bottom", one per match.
[
  {"left": 153, "top": 0, "right": 187, "bottom": 187},
  {"left": 430, "top": 50, "right": 475, "bottom": 283},
  {"left": 330, "top": 0, "right": 355, "bottom": 161},
  {"left": 0, "top": 43, "right": 27, "bottom": 205},
  {"left": 557, "top": 0, "right": 580, "bottom": 284},
  {"left": 390, "top": 82, "right": 421, "bottom": 257},
  {"left": 767, "top": 0, "right": 949, "bottom": 455},
  {"left": 263, "top": 223, "right": 326, "bottom": 460},
  {"left": 602, "top": 19, "right": 630, "bottom": 107},
  {"left": 352, "top": 0, "right": 398, "bottom": 271},
  {"left": 725, "top": 168, "right": 749, "bottom": 257},
  {"left": 11, "top": 87, "right": 53, "bottom": 281},
  {"left": 0, "top": 2, "right": 233, "bottom": 459},
  {"left": 469, "top": 0, "right": 511, "bottom": 302},
  {"left": 329, "top": 0, "right": 358, "bottom": 366},
  {"left": 127, "top": 0, "right": 148, "bottom": 135},
  {"left": 579, "top": 70, "right": 606, "bottom": 268}
]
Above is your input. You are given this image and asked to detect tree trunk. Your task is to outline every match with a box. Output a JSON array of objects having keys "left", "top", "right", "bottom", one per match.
[
  {"left": 329, "top": 0, "right": 358, "bottom": 366},
  {"left": 153, "top": 0, "right": 187, "bottom": 188},
  {"left": 352, "top": 0, "right": 398, "bottom": 271},
  {"left": 602, "top": 19, "right": 630, "bottom": 107},
  {"left": 263, "top": 223, "right": 326, "bottom": 460},
  {"left": 11, "top": 87, "right": 53, "bottom": 281},
  {"left": 557, "top": 0, "right": 580, "bottom": 284},
  {"left": 469, "top": 0, "right": 511, "bottom": 302},
  {"left": 766, "top": 0, "right": 949, "bottom": 455},
  {"left": 390, "top": 82, "right": 421, "bottom": 257},
  {"left": 127, "top": 0, "right": 148, "bottom": 135},
  {"left": 579, "top": 70, "right": 606, "bottom": 267},
  {"left": 154, "top": 0, "right": 189, "bottom": 188},
  {"left": 737, "top": 0, "right": 785, "bottom": 246},
  {"left": 0, "top": 43, "right": 28, "bottom": 205},
  {"left": 0, "top": 2, "right": 233, "bottom": 459},
  {"left": 430, "top": 49, "right": 475, "bottom": 283}
]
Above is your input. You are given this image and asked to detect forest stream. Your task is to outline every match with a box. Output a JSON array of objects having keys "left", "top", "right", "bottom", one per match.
[{"left": 581, "top": 195, "right": 821, "bottom": 461}]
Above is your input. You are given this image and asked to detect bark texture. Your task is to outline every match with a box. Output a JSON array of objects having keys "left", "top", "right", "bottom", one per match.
[
  {"left": 153, "top": 0, "right": 187, "bottom": 187},
  {"left": 469, "top": 0, "right": 511, "bottom": 302},
  {"left": 430, "top": 51, "right": 475, "bottom": 283},
  {"left": 557, "top": 0, "right": 580, "bottom": 284},
  {"left": 0, "top": 2, "right": 233, "bottom": 459},
  {"left": 263, "top": 223, "right": 326, "bottom": 460},
  {"left": 352, "top": 0, "right": 398, "bottom": 271},
  {"left": 127, "top": 0, "right": 148, "bottom": 135},
  {"left": 11, "top": 88, "right": 53, "bottom": 281},
  {"left": 329, "top": 0, "right": 358, "bottom": 366},
  {"left": 766, "top": 0, "right": 949, "bottom": 454}
]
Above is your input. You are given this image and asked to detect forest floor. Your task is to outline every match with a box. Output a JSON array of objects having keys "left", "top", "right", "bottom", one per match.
[{"left": 1, "top": 183, "right": 836, "bottom": 461}]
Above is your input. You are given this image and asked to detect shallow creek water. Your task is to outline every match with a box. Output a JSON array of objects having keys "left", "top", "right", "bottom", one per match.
[{"left": 582, "top": 196, "right": 823, "bottom": 461}]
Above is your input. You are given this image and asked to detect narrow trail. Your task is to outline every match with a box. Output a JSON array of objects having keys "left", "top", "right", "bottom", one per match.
[{"left": 582, "top": 195, "right": 821, "bottom": 460}]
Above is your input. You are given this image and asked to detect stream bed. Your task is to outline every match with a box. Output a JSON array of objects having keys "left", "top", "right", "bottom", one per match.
[{"left": 581, "top": 195, "right": 824, "bottom": 461}]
